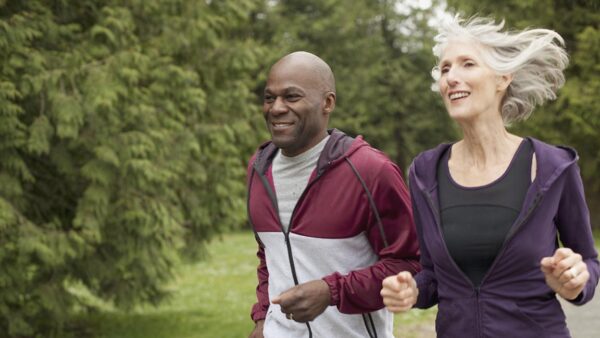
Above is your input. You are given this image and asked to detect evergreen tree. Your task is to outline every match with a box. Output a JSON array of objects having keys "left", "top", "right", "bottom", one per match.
[{"left": 0, "top": 0, "right": 266, "bottom": 336}]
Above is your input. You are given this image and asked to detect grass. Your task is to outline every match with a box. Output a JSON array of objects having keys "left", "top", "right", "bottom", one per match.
[
  {"left": 73, "top": 232, "right": 258, "bottom": 338},
  {"left": 69, "top": 229, "right": 600, "bottom": 338},
  {"left": 71, "top": 231, "right": 436, "bottom": 338}
]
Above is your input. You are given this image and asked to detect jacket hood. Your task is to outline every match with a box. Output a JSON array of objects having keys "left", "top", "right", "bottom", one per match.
[
  {"left": 410, "top": 137, "right": 579, "bottom": 193},
  {"left": 253, "top": 129, "right": 368, "bottom": 176}
]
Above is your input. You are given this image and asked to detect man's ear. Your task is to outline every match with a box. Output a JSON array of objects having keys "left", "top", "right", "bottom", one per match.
[
  {"left": 323, "top": 92, "right": 336, "bottom": 115},
  {"left": 497, "top": 73, "right": 513, "bottom": 92}
]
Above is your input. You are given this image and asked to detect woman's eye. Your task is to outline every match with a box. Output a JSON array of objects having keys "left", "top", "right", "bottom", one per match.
[{"left": 440, "top": 67, "right": 449, "bottom": 74}]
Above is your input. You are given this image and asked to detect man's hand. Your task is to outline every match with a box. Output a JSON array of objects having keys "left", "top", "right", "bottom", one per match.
[
  {"left": 380, "top": 271, "right": 418, "bottom": 313},
  {"left": 271, "top": 279, "right": 331, "bottom": 322},
  {"left": 540, "top": 247, "right": 590, "bottom": 300},
  {"left": 248, "top": 320, "right": 264, "bottom": 338}
]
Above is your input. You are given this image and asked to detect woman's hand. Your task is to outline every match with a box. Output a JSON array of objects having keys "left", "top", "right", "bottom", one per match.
[
  {"left": 540, "top": 247, "right": 590, "bottom": 300},
  {"left": 380, "top": 271, "right": 418, "bottom": 313}
]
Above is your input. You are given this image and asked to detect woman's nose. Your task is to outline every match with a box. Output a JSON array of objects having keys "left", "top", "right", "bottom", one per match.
[{"left": 446, "top": 67, "right": 459, "bottom": 87}]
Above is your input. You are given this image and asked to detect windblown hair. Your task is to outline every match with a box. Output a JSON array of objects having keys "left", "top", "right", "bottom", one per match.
[{"left": 431, "top": 16, "right": 569, "bottom": 125}]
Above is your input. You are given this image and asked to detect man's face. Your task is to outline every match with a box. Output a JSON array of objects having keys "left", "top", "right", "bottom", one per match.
[{"left": 262, "top": 62, "right": 329, "bottom": 157}]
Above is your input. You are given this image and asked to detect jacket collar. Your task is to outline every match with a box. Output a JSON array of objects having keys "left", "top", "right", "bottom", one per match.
[
  {"left": 410, "top": 137, "right": 579, "bottom": 194},
  {"left": 253, "top": 129, "right": 365, "bottom": 176}
]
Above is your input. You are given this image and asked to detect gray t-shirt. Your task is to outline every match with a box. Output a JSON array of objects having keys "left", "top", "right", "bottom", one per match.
[{"left": 272, "top": 136, "right": 330, "bottom": 231}]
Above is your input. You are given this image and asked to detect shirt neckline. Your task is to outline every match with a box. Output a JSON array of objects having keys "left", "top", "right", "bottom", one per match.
[{"left": 445, "top": 139, "right": 528, "bottom": 190}]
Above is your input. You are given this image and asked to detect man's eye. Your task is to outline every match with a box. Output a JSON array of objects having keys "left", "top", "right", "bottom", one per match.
[
  {"left": 264, "top": 95, "right": 275, "bottom": 102},
  {"left": 286, "top": 95, "right": 301, "bottom": 101}
]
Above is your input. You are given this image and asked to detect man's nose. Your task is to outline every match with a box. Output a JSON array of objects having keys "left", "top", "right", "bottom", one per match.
[{"left": 270, "top": 97, "right": 288, "bottom": 115}]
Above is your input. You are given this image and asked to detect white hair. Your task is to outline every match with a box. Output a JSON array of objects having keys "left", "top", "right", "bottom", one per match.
[{"left": 431, "top": 16, "right": 569, "bottom": 125}]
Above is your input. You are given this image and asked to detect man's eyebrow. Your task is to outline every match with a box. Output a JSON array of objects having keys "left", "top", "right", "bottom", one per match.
[
  {"left": 285, "top": 86, "right": 304, "bottom": 92},
  {"left": 264, "top": 86, "right": 305, "bottom": 94}
]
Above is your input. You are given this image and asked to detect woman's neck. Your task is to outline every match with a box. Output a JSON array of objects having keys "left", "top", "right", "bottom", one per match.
[{"left": 454, "top": 118, "right": 522, "bottom": 169}]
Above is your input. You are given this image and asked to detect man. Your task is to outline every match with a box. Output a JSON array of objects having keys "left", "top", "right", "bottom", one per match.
[{"left": 247, "top": 51, "right": 420, "bottom": 338}]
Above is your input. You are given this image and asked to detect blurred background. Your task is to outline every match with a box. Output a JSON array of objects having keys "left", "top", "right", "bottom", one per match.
[{"left": 0, "top": 0, "right": 598, "bottom": 337}]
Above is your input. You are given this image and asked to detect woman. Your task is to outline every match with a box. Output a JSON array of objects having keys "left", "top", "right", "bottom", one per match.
[{"left": 381, "top": 16, "right": 599, "bottom": 337}]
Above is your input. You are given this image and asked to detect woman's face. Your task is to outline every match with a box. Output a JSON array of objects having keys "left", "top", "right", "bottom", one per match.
[{"left": 437, "top": 39, "right": 509, "bottom": 124}]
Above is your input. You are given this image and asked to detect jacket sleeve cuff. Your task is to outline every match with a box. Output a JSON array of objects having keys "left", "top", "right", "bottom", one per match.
[
  {"left": 251, "top": 301, "right": 268, "bottom": 322},
  {"left": 322, "top": 273, "right": 341, "bottom": 306},
  {"left": 566, "top": 260, "right": 598, "bottom": 306},
  {"left": 566, "top": 284, "right": 588, "bottom": 306},
  {"left": 567, "top": 293, "right": 584, "bottom": 305},
  {"left": 251, "top": 309, "right": 267, "bottom": 322}
]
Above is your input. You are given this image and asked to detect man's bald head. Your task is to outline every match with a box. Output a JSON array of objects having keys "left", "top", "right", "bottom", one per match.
[
  {"left": 270, "top": 51, "right": 336, "bottom": 93},
  {"left": 262, "top": 51, "right": 336, "bottom": 157}
]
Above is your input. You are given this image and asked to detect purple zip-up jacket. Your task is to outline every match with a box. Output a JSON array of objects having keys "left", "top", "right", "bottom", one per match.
[{"left": 409, "top": 137, "right": 599, "bottom": 338}]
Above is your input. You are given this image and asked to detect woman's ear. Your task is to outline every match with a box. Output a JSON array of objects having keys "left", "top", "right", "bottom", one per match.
[{"left": 497, "top": 73, "right": 513, "bottom": 91}]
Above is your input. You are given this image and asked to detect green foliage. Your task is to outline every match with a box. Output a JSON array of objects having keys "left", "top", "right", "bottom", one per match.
[{"left": 0, "top": 0, "right": 265, "bottom": 336}]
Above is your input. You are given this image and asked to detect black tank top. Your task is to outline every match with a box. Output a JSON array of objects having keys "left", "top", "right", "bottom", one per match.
[{"left": 437, "top": 139, "right": 533, "bottom": 287}]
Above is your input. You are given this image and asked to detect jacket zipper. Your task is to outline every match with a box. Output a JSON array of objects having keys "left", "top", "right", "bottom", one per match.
[
  {"left": 282, "top": 166, "right": 331, "bottom": 338},
  {"left": 423, "top": 191, "right": 474, "bottom": 288},
  {"left": 475, "top": 287, "right": 482, "bottom": 338},
  {"left": 424, "top": 190, "right": 481, "bottom": 336},
  {"left": 423, "top": 188, "right": 544, "bottom": 338},
  {"left": 256, "top": 172, "right": 307, "bottom": 285},
  {"left": 256, "top": 163, "right": 330, "bottom": 337},
  {"left": 479, "top": 192, "right": 544, "bottom": 286}
]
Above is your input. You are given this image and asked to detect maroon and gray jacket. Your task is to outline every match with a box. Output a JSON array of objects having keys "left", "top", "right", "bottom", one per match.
[
  {"left": 410, "top": 137, "right": 600, "bottom": 338},
  {"left": 247, "top": 129, "right": 420, "bottom": 338}
]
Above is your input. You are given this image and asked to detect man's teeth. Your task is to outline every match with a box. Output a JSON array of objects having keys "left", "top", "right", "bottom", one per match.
[{"left": 450, "top": 92, "right": 469, "bottom": 100}]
